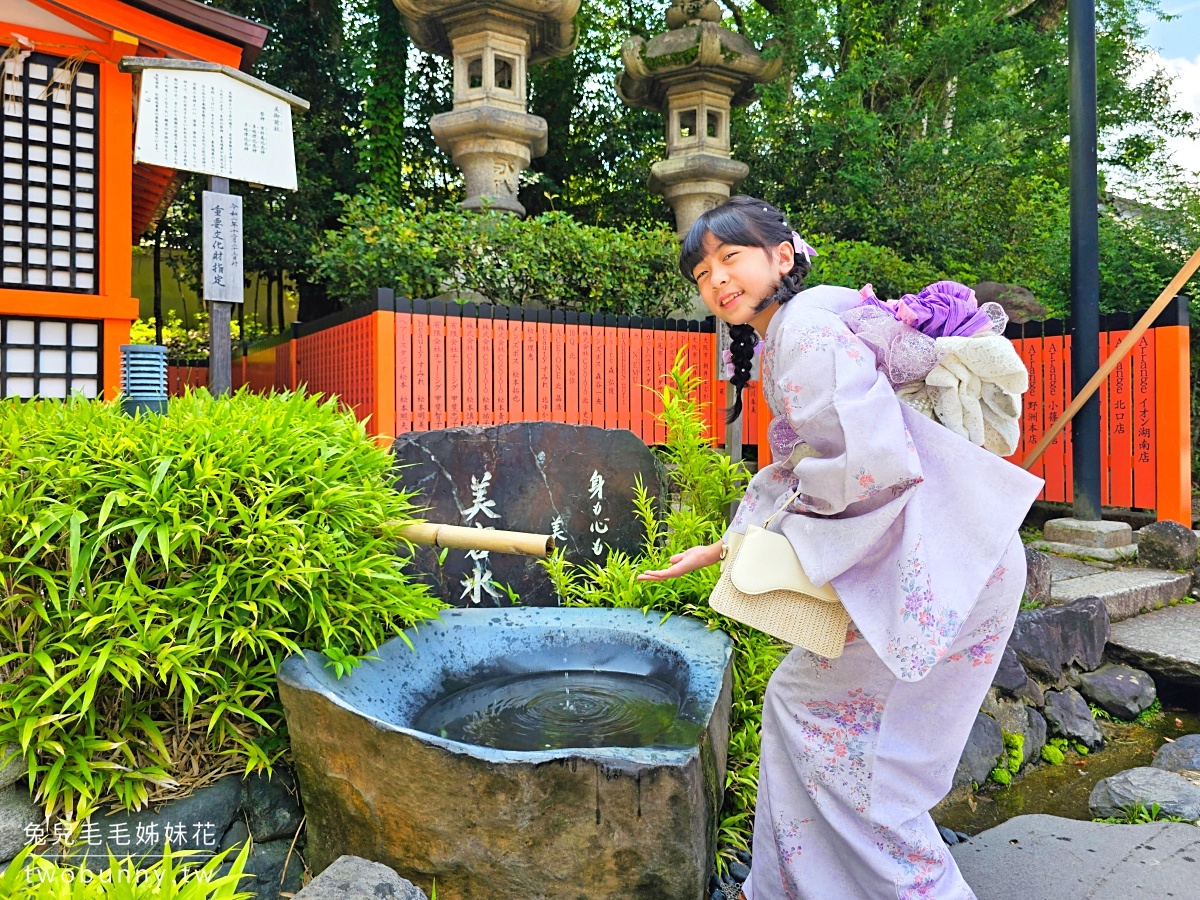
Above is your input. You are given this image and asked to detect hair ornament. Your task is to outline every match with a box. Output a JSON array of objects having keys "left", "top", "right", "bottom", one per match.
[{"left": 791, "top": 232, "right": 818, "bottom": 262}]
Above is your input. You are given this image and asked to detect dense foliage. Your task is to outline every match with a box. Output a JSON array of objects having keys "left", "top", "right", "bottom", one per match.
[
  {"left": 0, "top": 391, "right": 443, "bottom": 823},
  {"left": 129, "top": 311, "right": 257, "bottom": 361},
  {"left": 732, "top": 0, "right": 1200, "bottom": 311},
  {"left": 310, "top": 192, "right": 694, "bottom": 315},
  {"left": 147, "top": 0, "right": 1199, "bottom": 324},
  {"left": 544, "top": 357, "right": 782, "bottom": 867}
]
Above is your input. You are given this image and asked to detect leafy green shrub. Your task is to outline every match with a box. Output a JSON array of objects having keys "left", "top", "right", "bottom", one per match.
[
  {"left": 129, "top": 310, "right": 272, "bottom": 361},
  {"left": 309, "top": 191, "right": 694, "bottom": 316},
  {"left": 544, "top": 354, "right": 773, "bottom": 869},
  {"left": 806, "top": 236, "right": 949, "bottom": 301},
  {"left": 0, "top": 843, "right": 253, "bottom": 899},
  {"left": 0, "top": 390, "right": 443, "bottom": 823}
]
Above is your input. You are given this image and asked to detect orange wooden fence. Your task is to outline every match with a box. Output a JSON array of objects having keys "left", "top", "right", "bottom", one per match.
[
  {"left": 222, "top": 290, "right": 740, "bottom": 447},
  {"left": 1001, "top": 296, "right": 1191, "bottom": 524},
  {"left": 167, "top": 292, "right": 1190, "bottom": 522}
]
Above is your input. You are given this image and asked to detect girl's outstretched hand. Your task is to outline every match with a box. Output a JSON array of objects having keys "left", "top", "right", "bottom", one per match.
[{"left": 636, "top": 540, "right": 723, "bottom": 581}]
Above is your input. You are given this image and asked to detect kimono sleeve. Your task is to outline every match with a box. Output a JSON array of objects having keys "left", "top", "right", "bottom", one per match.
[{"left": 771, "top": 310, "right": 924, "bottom": 587}]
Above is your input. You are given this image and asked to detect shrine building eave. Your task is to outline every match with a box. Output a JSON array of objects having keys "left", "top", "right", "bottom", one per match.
[{"left": 123, "top": 0, "right": 269, "bottom": 72}]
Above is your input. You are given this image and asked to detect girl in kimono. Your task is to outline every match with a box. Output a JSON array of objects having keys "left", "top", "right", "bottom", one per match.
[{"left": 639, "top": 196, "right": 1042, "bottom": 899}]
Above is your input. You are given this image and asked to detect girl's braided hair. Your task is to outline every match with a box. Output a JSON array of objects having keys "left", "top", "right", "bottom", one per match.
[{"left": 679, "top": 195, "right": 811, "bottom": 423}]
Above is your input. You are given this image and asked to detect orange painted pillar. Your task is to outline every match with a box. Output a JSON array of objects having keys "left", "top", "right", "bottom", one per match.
[
  {"left": 756, "top": 380, "right": 772, "bottom": 467},
  {"left": 1154, "top": 302, "right": 1191, "bottom": 525},
  {"left": 99, "top": 55, "right": 135, "bottom": 399},
  {"left": 373, "top": 309, "right": 397, "bottom": 444}
]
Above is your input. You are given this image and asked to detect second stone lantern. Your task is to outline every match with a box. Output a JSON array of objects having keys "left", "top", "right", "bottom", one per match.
[
  {"left": 392, "top": 0, "right": 580, "bottom": 216},
  {"left": 618, "top": 0, "right": 780, "bottom": 235}
]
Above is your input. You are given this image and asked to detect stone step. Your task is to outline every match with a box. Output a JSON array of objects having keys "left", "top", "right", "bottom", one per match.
[
  {"left": 1051, "top": 567, "right": 1192, "bottom": 622},
  {"left": 951, "top": 814, "right": 1200, "bottom": 899},
  {"left": 1047, "top": 556, "right": 1112, "bottom": 581},
  {"left": 1106, "top": 602, "right": 1200, "bottom": 687}
]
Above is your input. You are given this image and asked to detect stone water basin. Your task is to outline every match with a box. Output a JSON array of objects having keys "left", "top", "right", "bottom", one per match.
[{"left": 278, "top": 607, "right": 734, "bottom": 900}]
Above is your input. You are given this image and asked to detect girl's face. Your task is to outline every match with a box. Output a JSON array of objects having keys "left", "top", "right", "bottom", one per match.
[{"left": 691, "top": 233, "right": 795, "bottom": 334}]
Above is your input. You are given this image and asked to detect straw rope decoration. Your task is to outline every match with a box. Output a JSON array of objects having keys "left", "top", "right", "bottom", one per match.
[
  {"left": 40, "top": 50, "right": 91, "bottom": 106},
  {"left": 1021, "top": 245, "right": 1200, "bottom": 470}
]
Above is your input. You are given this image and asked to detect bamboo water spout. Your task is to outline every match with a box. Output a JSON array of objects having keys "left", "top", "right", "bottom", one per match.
[{"left": 399, "top": 522, "right": 553, "bottom": 558}]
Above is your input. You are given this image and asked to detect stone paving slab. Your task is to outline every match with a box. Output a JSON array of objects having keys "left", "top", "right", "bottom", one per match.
[
  {"left": 1030, "top": 540, "right": 1138, "bottom": 563},
  {"left": 1107, "top": 602, "right": 1200, "bottom": 687},
  {"left": 952, "top": 814, "right": 1200, "bottom": 900},
  {"left": 1051, "top": 569, "right": 1191, "bottom": 622},
  {"left": 1048, "top": 556, "right": 1109, "bottom": 581}
]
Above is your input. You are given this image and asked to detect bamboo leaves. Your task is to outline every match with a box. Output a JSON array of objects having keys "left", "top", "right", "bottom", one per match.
[{"left": 0, "top": 390, "right": 444, "bottom": 822}]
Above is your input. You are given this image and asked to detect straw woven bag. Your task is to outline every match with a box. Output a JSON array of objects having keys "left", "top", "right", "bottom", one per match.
[{"left": 709, "top": 489, "right": 851, "bottom": 658}]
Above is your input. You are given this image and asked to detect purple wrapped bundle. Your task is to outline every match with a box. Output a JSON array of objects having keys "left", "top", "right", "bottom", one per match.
[{"left": 862, "top": 281, "right": 993, "bottom": 339}]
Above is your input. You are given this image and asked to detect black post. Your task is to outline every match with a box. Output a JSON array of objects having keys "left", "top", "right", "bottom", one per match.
[{"left": 1069, "top": 0, "right": 1102, "bottom": 520}]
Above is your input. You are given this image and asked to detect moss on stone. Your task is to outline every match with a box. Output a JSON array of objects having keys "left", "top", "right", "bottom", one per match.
[
  {"left": 1041, "top": 743, "right": 1065, "bottom": 765},
  {"left": 989, "top": 766, "right": 1012, "bottom": 786},
  {"left": 1002, "top": 731, "right": 1024, "bottom": 774},
  {"left": 641, "top": 45, "right": 700, "bottom": 71}
]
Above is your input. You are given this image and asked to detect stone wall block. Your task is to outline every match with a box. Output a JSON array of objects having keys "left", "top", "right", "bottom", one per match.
[
  {"left": 0, "top": 745, "right": 27, "bottom": 793},
  {"left": 1007, "top": 596, "right": 1110, "bottom": 685},
  {"left": 0, "top": 785, "right": 42, "bottom": 864},
  {"left": 953, "top": 713, "right": 1005, "bottom": 789},
  {"left": 991, "top": 645, "right": 1027, "bottom": 694},
  {"left": 1023, "top": 707, "right": 1048, "bottom": 767},
  {"left": 1043, "top": 688, "right": 1104, "bottom": 750},
  {"left": 294, "top": 855, "right": 427, "bottom": 900},
  {"left": 1077, "top": 664, "right": 1157, "bottom": 721},
  {"left": 243, "top": 838, "right": 305, "bottom": 900},
  {"left": 1023, "top": 546, "right": 1052, "bottom": 606},
  {"left": 1136, "top": 521, "right": 1199, "bottom": 570},
  {"left": 1089, "top": 767, "right": 1200, "bottom": 820},
  {"left": 1152, "top": 733, "right": 1200, "bottom": 774},
  {"left": 58, "top": 775, "right": 242, "bottom": 871},
  {"left": 242, "top": 767, "right": 304, "bottom": 843}
]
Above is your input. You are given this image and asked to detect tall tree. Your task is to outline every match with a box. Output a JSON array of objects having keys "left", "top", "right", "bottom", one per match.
[{"left": 728, "top": 0, "right": 1196, "bottom": 302}]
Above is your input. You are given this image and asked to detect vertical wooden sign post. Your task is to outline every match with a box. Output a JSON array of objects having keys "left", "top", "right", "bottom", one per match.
[
  {"left": 203, "top": 180, "right": 242, "bottom": 395},
  {"left": 120, "top": 57, "right": 308, "bottom": 398}
]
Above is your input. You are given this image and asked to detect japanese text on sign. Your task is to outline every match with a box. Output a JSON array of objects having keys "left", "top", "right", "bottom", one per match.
[
  {"left": 588, "top": 470, "right": 610, "bottom": 557},
  {"left": 460, "top": 471, "right": 504, "bottom": 605},
  {"left": 134, "top": 69, "right": 298, "bottom": 190},
  {"left": 202, "top": 191, "right": 244, "bottom": 303}
]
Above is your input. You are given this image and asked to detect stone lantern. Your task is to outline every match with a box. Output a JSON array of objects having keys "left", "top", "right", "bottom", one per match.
[
  {"left": 391, "top": 0, "right": 579, "bottom": 215},
  {"left": 617, "top": 0, "right": 781, "bottom": 235}
]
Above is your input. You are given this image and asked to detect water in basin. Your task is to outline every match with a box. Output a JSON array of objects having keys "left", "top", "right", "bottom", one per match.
[{"left": 413, "top": 669, "right": 704, "bottom": 751}]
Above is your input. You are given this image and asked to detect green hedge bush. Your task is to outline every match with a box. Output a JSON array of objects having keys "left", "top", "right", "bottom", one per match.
[
  {"left": 806, "top": 236, "right": 949, "bottom": 302},
  {"left": 0, "top": 390, "right": 442, "bottom": 823},
  {"left": 544, "top": 356, "right": 781, "bottom": 870},
  {"left": 309, "top": 192, "right": 695, "bottom": 316}
]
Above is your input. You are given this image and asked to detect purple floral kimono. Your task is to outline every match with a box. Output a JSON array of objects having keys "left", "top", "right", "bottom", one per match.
[{"left": 729, "top": 286, "right": 1043, "bottom": 899}]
